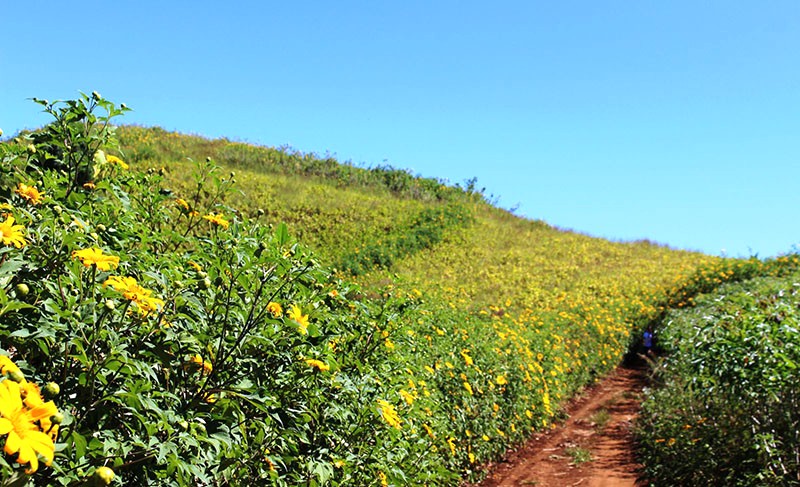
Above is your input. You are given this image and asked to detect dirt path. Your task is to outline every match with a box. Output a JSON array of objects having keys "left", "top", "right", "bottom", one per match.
[{"left": 475, "top": 363, "right": 649, "bottom": 487}]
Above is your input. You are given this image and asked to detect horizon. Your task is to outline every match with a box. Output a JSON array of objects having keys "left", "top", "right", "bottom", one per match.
[{"left": 2, "top": 1, "right": 798, "bottom": 258}]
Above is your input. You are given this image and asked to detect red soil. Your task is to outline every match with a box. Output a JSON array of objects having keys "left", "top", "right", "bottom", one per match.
[{"left": 473, "top": 364, "right": 649, "bottom": 487}]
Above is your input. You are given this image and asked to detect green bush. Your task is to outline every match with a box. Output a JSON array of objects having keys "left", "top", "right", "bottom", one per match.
[{"left": 637, "top": 261, "right": 800, "bottom": 486}]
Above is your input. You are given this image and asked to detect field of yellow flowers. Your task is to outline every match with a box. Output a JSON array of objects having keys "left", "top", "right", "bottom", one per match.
[{"left": 0, "top": 94, "right": 786, "bottom": 485}]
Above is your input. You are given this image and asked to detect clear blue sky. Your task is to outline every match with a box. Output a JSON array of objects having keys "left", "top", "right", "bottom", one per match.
[{"left": 2, "top": 1, "right": 799, "bottom": 257}]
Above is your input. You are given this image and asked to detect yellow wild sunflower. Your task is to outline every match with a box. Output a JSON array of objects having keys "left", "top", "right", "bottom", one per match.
[
  {"left": 266, "top": 301, "right": 283, "bottom": 318},
  {"left": 71, "top": 248, "right": 120, "bottom": 271},
  {"left": 0, "top": 380, "right": 57, "bottom": 473},
  {"left": 304, "top": 359, "right": 329, "bottom": 372},
  {"left": 188, "top": 354, "right": 213, "bottom": 376},
  {"left": 202, "top": 212, "right": 229, "bottom": 229},
  {"left": 175, "top": 198, "right": 190, "bottom": 211},
  {"left": 105, "top": 155, "right": 129, "bottom": 170},
  {"left": 287, "top": 304, "right": 309, "bottom": 334},
  {"left": 103, "top": 275, "right": 164, "bottom": 314},
  {"left": 376, "top": 399, "right": 401, "bottom": 430},
  {"left": 14, "top": 184, "right": 43, "bottom": 205},
  {"left": 0, "top": 216, "right": 26, "bottom": 248}
]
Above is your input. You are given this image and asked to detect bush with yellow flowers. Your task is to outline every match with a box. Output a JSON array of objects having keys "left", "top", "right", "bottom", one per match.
[{"left": 0, "top": 94, "right": 454, "bottom": 485}]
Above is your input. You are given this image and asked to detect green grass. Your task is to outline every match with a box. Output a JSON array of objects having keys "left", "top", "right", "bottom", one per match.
[
  {"left": 590, "top": 408, "right": 611, "bottom": 431},
  {"left": 566, "top": 446, "right": 593, "bottom": 465}
]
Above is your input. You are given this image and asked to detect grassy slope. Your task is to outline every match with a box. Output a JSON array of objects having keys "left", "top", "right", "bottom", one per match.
[
  {"left": 117, "top": 125, "right": 711, "bottom": 307},
  {"left": 116, "top": 125, "right": 725, "bottom": 482}
]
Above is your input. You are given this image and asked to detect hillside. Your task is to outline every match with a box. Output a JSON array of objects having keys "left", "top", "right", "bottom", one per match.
[
  {"left": 0, "top": 97, "right": 778, "bottom": 486},
  {"left": 116, "top": 125, "right": 714, "bottom": 306},
  {"left": 113, "top": 125, "right": 730, "bottom": 479}
]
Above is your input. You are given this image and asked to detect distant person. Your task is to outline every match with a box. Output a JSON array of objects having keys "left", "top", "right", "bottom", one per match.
[{"left": 643, "top": 327, "right": 654, "bottom": 355}]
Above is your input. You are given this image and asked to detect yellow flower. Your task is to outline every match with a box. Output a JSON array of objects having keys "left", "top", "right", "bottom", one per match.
[
  {"left": 203, "top": 212, "right": 229, "bottom": 229},
  {"left": 399, "top": 389, "right": 414, "bottom": 405},
  {"left": 0, "top": 379, "right": 57, "bottom": 473},
  {"left": 19, "top": 382, "right": 59, "bottom": 442},
  {"left": 287, "top": 304, "right": 309, "bottom": 334},
  {"left": 460, "top": 350, "right": 473, "bottom": 366},
  {"left": 82, "top": 182, "right": 96, "bottom": 190},
  {"left": 305, "top": 359, "right": 329, "bottom": 372},
  {"left": 496, "top": 375, "right": 508, "bottom": 385},
  {"left": 14, "top": 183, "right": 43, "bottom": 205},
  {"left": 106, "top": 155, "right": 129, "bottom": 170},
  {"left": 463, "top": 381, "right": 473, "bottom": 395},
  {"left": 0, "top": 216, "right": 26, "bottom": 248},
  {"left": 377, "top": 399, "right": 401, "bottom": 429},
  {"left": 378, "top": 471, "right": 388, "bottom": 487},
  {"left": 423, "top": 423, "right": 435, "bottom": 439},
  {"left": 175, "top": 198, "right": 190, "bottom": 211},
  {"left": 447, "top": 437, "right": 456, "bottom": 456},
  {"left": 103, "top": 275, "right": 164, "bottom": 314},
  {"left": 267, "top": 302, "right": 283, "bottom": 318},
  {"left": 188, "top": 354, "right": 213, "bottom": 375},
  {"left": 71, "top": 248, "right": 120, "bottom": 271}
]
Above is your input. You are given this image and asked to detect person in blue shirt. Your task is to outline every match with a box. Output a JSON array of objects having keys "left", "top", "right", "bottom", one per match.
[{"left": 643, "top": 327, "right": 654, "bottom": 355}]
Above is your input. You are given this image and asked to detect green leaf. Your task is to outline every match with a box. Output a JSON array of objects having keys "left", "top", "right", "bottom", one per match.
[{"left": 275, "top": 223, "right": 290, "bottom": 248}]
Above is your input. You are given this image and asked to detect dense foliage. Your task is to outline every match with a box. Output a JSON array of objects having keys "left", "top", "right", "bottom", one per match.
[
  {"left": 0, "top": 94, "right": 780, "bottom": 485},
  {"left": 637, "top": 256, "right": 800, "bottom": 486}
]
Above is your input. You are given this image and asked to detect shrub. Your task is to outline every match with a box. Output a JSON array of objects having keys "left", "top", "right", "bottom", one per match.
[{"left": 637, "top": 262, "right": 800, "bottom": 486}]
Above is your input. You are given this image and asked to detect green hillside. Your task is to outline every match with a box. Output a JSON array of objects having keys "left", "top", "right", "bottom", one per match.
[{"left": 0, "top": 96, "right": 790, "bottom": 485}]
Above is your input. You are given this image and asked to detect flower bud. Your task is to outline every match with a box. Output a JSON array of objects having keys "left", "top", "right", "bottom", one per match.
[
  {"left": 14, "top": 283, "right": 29, "bottom": 297},
  {"left": 7, "top": 370, "right": 25, "bottom": 383},
  {"left": 104, "top": 300, "right": 116, "bottom": 311},
  {"left": 92, "top": 91, "right": 101, "bottom": 101},
  {"left": 50, "top": 412, "right": 64, "bottom": 424},
  {"left": 43, "top": 382, "right": 60, "bottom": 398},
  {"left": 93, "top": 466, "right": 115, "bottom": 485}
]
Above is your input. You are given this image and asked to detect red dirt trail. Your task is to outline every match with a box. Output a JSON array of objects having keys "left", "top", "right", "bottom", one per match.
[{"left": 474, "top": 363, "right": 649, "bottom": 487}]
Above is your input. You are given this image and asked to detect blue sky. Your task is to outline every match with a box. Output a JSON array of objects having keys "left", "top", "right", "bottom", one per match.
[{"left": 2, "top": 1, "right": 799, "bottom": 257}]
